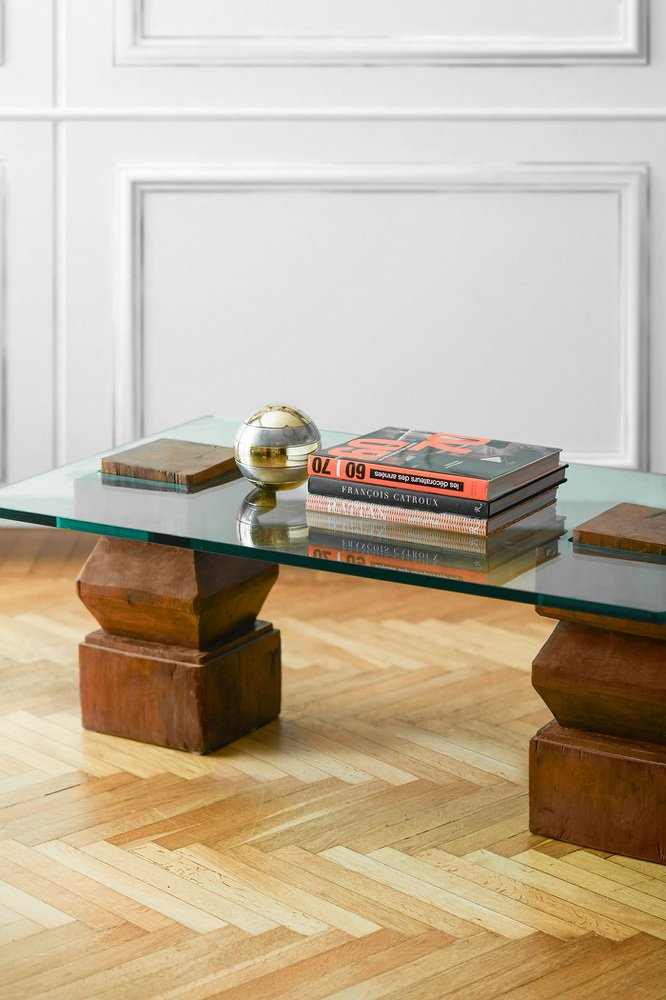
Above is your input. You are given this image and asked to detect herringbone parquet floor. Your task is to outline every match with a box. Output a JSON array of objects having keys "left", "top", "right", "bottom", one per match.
[{"left": 1, "top": 530, "right": 666, "bottom": 998}]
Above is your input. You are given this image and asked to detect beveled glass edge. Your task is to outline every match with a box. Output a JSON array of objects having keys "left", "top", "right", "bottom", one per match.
[{"left": 0, "top": 507, "right": 56, "bottom": 528}]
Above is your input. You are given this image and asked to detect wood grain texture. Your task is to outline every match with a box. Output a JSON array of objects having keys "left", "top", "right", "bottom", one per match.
[
  {"left": 573, "top": 502, "right": 666, "bottom": 557},
  {"left": 532, "top": 621, "right": 666, "bottom": 743},
  {"left": 77, "top": 537, "right": 279, "bottom": 648},
  {"left": 536, "top": 605, "right": 666, "bottom": 641},
  {"left": 79, "top": 625, "right": 281, "bottom": 753},
  {"left": 530, "top": 721, "right": 666, "bottom": 864},
  {"left": 1, "top": 530, "right": 666, "bottom": 996},
  {"left": 530, "top": 612, "right": 666, "bottom": 865},
  {"left": 76, "top": 538, "right": 281, "bottom": 752},
  {"left": 100, "top": 438, "right": 237, "bottom": 489}
]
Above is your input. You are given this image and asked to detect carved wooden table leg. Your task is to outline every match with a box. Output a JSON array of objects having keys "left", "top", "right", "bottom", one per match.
[
  {"left": 76, "top": 537, "right": 280, "bottom": 753},
  {"left": 530, "top": 608, "right": 666, "bottom": 863}
]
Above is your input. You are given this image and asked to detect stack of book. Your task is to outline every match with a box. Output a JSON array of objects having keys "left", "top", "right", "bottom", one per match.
[{"left": 305, "top": 426, "right": 566, "bottom": 539}]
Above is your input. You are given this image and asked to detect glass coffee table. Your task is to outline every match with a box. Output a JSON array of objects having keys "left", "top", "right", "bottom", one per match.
[{"left": 0, "top": 416, "right": 664, "bottom": 863}]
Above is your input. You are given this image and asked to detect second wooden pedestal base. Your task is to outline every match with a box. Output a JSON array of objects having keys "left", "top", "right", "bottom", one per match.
[
  {"left": 530, "top": 610, "right": 666, "bottom": 863},
  {"left": 530, "top": 720, "right": 666, "bottom": 864}
]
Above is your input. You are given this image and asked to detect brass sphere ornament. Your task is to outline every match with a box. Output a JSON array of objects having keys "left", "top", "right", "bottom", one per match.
[{"left": 234, "top": 405, "right": 321, "bottom": 494}]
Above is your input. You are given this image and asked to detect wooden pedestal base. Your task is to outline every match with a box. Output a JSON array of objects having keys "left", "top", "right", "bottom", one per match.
[
  {"left": 77, "top": 538, "right": 281, "bottom": 753},
  {"left": 530, "top": 721, "right": 666, "bottom": 864},
  {"left": 530, "top": 611, "right": 666, "bottom": 863},
  {"left": 80, "top": 624, "right": 280, "bottom": 753}
]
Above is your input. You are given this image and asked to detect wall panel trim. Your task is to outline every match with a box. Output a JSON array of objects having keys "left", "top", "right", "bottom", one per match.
[
  {"left": 1, "top": 109, "right": 666, "bottom": 122},
  {"left": 114, "top": 0, "right": 648, "bottom": 68},
  {"left": 117, "top": 163, "right": 648, "bottom": 469}
]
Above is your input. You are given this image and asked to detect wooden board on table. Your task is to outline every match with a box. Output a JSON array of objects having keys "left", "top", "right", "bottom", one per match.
[
  {"left": 573, "top": 503, "right": 666, "bottom": 558},
  {"left": 100, "top": 438, "right": 238, "bottom": 491}
]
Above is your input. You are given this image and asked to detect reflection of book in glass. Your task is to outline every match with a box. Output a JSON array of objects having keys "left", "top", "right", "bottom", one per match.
[
  {"left": 306, "top": 505, "right": 566, "bottom": 558},
  {"left": 306, "top": 485, "right": 560, "bottom": 536},
  {"left": 308, "top": 514, "right": 565, "bottom": 586},
  {"left": 308, "top": 426, "right": 562, "bottom": 501}
]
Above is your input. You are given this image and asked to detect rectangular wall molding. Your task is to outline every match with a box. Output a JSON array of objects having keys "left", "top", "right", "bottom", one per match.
[
  {"left": 2, "top": 108, "right": 666, "bottom": 122},
  {"left": 116, "top": 163, "right": 648, "bottom": 469},
  {"left": 114, "top": 0, "right": 648, "bottom": 67}
]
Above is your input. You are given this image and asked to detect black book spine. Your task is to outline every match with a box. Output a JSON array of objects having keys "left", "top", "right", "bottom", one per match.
[{"left": 307, "top": 476, "right": 490, "bottom": 518}]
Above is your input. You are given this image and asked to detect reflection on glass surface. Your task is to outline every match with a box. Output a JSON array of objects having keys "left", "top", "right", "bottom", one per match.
[
  {"left": 305, "top": 505, "right": 566, "bottom": 588},
  {"left": 0, "top": 415, "right": 665, "bottom": 622},
  {"left": 237, "top": 487, "right": 309, "bottom": 550}
]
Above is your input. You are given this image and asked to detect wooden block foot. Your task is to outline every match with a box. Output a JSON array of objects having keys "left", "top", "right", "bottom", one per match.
[
  {"left": 530, "top": 721, "right": 666, "bottom": 864},
  {"left": 79, "top": 624, "right": 281, "bottom": 753}
]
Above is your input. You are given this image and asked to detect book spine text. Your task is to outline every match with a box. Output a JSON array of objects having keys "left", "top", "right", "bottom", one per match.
[
  {"left": 307, "top": 454, "right": 490, "bottom": 499},
  {"left": 307, "top": 476, "right": 490, "bottom": 517}
]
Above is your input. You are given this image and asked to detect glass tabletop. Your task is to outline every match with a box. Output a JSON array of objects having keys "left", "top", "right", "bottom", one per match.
[{"left": 0, "top": 416, "right": 664, "bottom": 623}]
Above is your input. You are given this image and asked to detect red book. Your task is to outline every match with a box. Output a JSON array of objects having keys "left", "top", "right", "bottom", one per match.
[{"left": 308, "top": 427, "right": 561, "bottom": 502}]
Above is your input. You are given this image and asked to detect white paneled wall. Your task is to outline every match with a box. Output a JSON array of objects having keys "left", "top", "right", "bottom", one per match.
[
  {"left": 114, "top": 0, "right": 647, "bottom": 67},
  {"left": 1, "top": 0, "right": 665, "bottom": 486}
]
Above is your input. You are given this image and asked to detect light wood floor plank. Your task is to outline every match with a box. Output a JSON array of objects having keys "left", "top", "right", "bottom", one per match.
[
  {"left": 261, "top": 781, "right": 472, "bottom": 855},
  {"left": 0, "top": 918, "right": 44, "bottom": 947},
  {"left": 302, "top": 719, "right": 419, "bottom": 785},
  {"left": 419, "top": 848, "right": 610, "bottom": 941},
  {"left": 320, "top": 932, "right": 508, "bottom": 1000},
  {"left": 393, "top": 933, "right": 600, "bottom": 1000},
  {"left": 208, "top": 929, "right": 430, "bottom": 1000},
  {"left": 563, "top": 850, "right": 664, "bottom": 887},
  {"left": 156, "top": 929, "right": 350, "bottom": 1000},
  {"left": 0, "top": 717, "right": 120, "bottom": 779},
  {"left": 139, "top": 842, "right": 325, "bottom": 936},
  {"left": 271, "top": 846, "right": 436, "bottom": 936},
  {"left": 8, "top": 924, "right": 193, "bottom": 1000},
  {"left": 0, "top": 922, "right": 143, "bottom": 989},
  {"left": 273, "top": 930, "right": 456, "bottom": 1000},
  {"left": 515, "top": 850, "right": 666, "bottom": 929},
  {"left": 36, "top": 841, "right": 224, "bottom": 933},
  {"left": 502, "top": 932, "right": 664, "bottom": 999},
  {"left": 56, "top": 927, "right": 294, "bottom": 1000},
  {"left": 469, "top": 851, "right": 645, "bottom": 940},
  {"left": 247, "top": 722, "right": 375, "bottom": 785},
  {"left": 62, "top": 774, "right": 253, "bottom": 848},
  {"left": 0, "top": 839, "right": 173, "bottom": 931},
  {"left": 190, "top": 843, "right": 380, "bottom": 937},
  {"left": 0, "top": 878, "right": 74, "bottom": 929},
  {"left": 389, "top": 847, "right": 586, "bottom": 941},
  {"left": 0, "top": 854, "right": 123, "bottom": 931},
  {"left": 321, "top": 846, "right": 521, "bottom": 938}
]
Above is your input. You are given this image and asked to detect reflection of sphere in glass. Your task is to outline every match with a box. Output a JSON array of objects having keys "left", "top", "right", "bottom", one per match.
[
  {"left": 234, "top": 405, "right": 321, "bottom": 490},
  {"left": 236, "top": 487, "right": 309, "bottom": 549}
]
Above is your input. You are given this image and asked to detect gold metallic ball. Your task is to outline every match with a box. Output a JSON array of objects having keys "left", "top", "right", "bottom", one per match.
[{"left": 234, "top": 405, "right": 321, "bottom": 490}]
